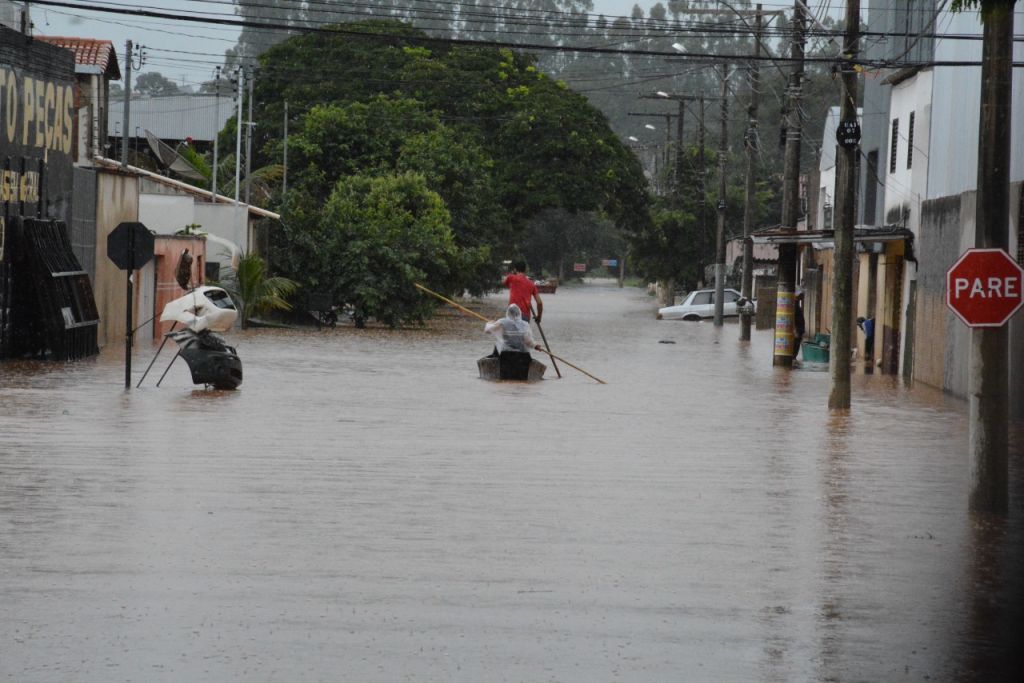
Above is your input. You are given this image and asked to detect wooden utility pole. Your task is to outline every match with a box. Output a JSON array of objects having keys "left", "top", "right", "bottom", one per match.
[
  {"left": 740, "top": 5, "right": 763, "bottom": 341},
  {"left": 969, "top": 3, "right": 1013, "bottom": 513},
  {"left": 120, "top": 40, "right": 132, "bottom": 167},
  {"left": 772, "top": 0, "right": 806, "bottom": 367},
  {"left": 828, "top": 0, "right": 861, "bottom": 408},
  {"left": 713, "top": 66, "right": 730, "bottom": 326}
]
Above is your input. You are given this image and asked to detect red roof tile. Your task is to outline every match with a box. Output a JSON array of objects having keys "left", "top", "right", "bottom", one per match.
[{"left": 35, "top": 37, "right": 121, "bottom": 80}]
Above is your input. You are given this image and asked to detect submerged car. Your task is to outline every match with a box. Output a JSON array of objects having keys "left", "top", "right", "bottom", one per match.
[{"left": 657, "top": 287, "right": 755, "bottom": 320}]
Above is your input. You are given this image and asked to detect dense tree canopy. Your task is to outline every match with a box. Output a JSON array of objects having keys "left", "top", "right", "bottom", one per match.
[{"left": 246, "top": 20, "right": 650, "bottom": 325}]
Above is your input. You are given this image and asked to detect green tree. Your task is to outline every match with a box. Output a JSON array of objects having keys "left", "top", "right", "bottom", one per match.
[
  {"left": 134, "top": 72, "right": 180, "bottom": 97},
  {"left": 222, "top": 253, "right": 300, "bottom": 329},
  {"left": 316, "top": 173, "right": 460, "bottom": 328}
]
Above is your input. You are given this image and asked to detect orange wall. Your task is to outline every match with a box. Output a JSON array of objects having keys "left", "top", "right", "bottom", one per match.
[{"left": 153, "top": 236, "right": 207, "bottom": 340}]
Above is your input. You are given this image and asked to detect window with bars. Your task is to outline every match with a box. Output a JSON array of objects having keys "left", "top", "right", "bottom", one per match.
[
  {"left": 907, "top": 112, "right": 915, "bottom": 169},
  {"left": 890, "top": 118, "right": 899, "bottom": 173}
]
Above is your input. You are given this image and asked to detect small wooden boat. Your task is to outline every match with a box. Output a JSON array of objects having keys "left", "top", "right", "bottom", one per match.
[
  {"left": 535, "top": 278, "right": 558, "bottom": 294},
  {"left": 477, "top": 352, "right": 546, "bottom": 382}
]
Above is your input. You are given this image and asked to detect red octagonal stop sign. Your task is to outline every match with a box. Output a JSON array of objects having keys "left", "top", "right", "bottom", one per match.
[{"left": 946, "top": 248, "right": 1024, "bottom": 327}]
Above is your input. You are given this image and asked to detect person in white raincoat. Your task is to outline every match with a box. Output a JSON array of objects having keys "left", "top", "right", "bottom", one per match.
[{"left": 484, "top": 304, "right": 541, "bottom": 355}]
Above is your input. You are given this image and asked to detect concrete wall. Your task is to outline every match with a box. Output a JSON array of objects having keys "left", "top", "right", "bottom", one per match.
[
  {"left": 913, "top": 194, "right": 972, "bottom": 398},
  {"left": 138, "top": 194, "right": 196, "bottom": 233},
  {"left": 912, "top": 184, "right": 1023, "bottom": 419},
  {"left": 93, "top": 170, "right": 139, "bottom": 348}
]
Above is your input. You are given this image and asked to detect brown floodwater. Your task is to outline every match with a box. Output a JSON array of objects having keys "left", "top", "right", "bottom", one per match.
[{"left": 1, "top": 280, "right": 1021, "bottom": 682}]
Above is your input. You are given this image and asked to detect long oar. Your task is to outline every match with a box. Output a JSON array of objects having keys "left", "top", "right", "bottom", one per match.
[
  {"left": 413, "top": 283, "right": 606, "bottom": 384},
  {"left": 530, "top": 304, "right": 561, "bottom": 378}
]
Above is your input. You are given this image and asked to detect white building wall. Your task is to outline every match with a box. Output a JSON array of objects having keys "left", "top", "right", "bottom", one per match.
[
  {"left": 138, "top": 195, "right": 197, "bottom": 233},
  {"left": 927, "top": 8, "right": 1024, "bottom": 200},
  {"left": 816, "top": 107, "right": 863, "bottom": 232},
  {"left": 884, "top": 70, "right": 932, "bottom": 230},
  {"left": 193, "top": 203, "right": 249, "bottom": 253}
]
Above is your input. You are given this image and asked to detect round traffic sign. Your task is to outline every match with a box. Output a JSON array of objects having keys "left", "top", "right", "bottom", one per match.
[{"left": 946, "top": 248, "right": 1023, "bottom": 327}]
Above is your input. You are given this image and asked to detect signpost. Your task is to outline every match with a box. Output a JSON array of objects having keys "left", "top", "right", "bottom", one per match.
[
  {"left": 946, "top": 248, "right": 1023, "bottom": 327},
  {"left": 573, "top": 263, "right": 587, "bottom": 273},
  {"left": 107, "top": 222, "right": 155, "bottom": 389}
]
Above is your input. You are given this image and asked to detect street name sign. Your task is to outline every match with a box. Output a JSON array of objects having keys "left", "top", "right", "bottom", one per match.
[{"left": 945, "top": 248, "right": 1023, "bottom": 327}]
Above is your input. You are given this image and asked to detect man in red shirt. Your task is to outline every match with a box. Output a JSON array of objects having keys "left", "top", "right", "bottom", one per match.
[{"left": 502, "top": 261, "right": 543, "bottom": 323}]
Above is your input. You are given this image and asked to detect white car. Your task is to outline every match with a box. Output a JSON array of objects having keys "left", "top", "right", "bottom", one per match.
[{"left": 657, "top": 288, "right": 755, "bottom": 320}]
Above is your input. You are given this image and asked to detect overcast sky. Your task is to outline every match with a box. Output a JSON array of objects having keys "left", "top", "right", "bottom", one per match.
[{"left": 29, "top": 1, "right": 719, "bottom": 88}]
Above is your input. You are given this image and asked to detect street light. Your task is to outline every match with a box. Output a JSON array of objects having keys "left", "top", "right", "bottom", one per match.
[
  {"left": 645, "top": 124, "right": 656, "bottom": 130},
  {"left": 671, "top": 43, "right": 685, "bottom": 53},
  {"left": 628, "top": 136, "right": 639, "bottom": 142},
  {"left": 656, "top": 91, "right": 670, "bottom": 98}
]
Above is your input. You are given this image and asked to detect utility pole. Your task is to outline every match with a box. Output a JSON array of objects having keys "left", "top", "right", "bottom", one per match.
[
  {"left": 282, "top": 101, "right": 289, "bottom": 197},
  {"left": 698, "top": 95, "right": 707, "bottom": 287},
  {"left": 740, "top": 5, "right": 763, "bottom": 341},
  {"left": 629, "top": 109, "right": 682, "bottom": 196},
  {"left": 675, "top": 99, "right": 685, "bottom": 204},
  {"left": 828, "top": 0, "right": 860, "bottom": 408},
  {"left": 121, "top": 40, "right": 132, "bottom": 167},
  {"left": 772, "top": 0, "right": 806, "bottom": 367},
  {"left": 969, "top": 3, "right": 1013, "bottom": 513},
  {"left": 713, "top": 65, "right": 730, "bottom": 326},
  {"left": 244, "top": 67, "right": 254, "bottom": 207},
  {"left": 211, "top": 67, "right": 220, "bottom": 200},
  {"left": 234, "top": 67, "right": 244, "bottom": 205}
]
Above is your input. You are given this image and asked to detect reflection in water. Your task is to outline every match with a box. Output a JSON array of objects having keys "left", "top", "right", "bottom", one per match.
[
  {"left": 0, "top": 281, "right": 1021, "bottom": 681},
  {"left": 817, "top": 413, "right": 851, "bottom": 683}
]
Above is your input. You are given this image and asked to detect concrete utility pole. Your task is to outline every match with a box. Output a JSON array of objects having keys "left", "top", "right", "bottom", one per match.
[
  {"left": 244, "top": 67, "right": 254, "bottom": 207},
  {"left": 969, "top": 4, "right": 1014, "bottom": 513},
  {"left": 234, "top": 67, "right": 244, "bottom": 205},
  {"left": 628, "top": 109, "right": 680, "bottom": 196},
  {"left": 772, "top": 0, "right": 806, "bottom": 367},
  {"left": 828, "top": 0, "right": 860, "bottom": 409},
  {"left": 740, "top": 5, "right": 764, "bottom": 341},
  {"left": 211, "top": 67, "right": 220, "bottom": 200},
  {"left": 120, "top": 40, "right": 132, "bottom": 167},
  {"left": 698, "top": 96, "right": 707, "bottom": 287},
  {"left": 282, "top": 101, "right": 288, "bottom": 197},
  {"left": 713, "top": 66, "right": 730, "bottom": 326}
]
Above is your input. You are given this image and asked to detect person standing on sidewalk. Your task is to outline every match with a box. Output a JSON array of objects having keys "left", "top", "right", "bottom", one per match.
[{"left": 503, "top": 261, "right": 543, "bottom": 323}]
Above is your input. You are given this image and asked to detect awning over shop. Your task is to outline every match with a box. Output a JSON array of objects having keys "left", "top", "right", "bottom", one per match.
[{"left": 750, "top": 225, "right": 913, "bottom": 246}]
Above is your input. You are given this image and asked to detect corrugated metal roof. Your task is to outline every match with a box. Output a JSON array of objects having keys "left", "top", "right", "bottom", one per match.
[
  {"left": 35, "top": 36, "right": 121, "bottom": 79},
  {"left": 109, "top": 94, "right": 235, "bottom": 143}
]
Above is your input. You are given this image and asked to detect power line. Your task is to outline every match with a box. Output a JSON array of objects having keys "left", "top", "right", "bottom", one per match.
[{"left": 28, "top": 1, "right": 1023, "bottom": 68}]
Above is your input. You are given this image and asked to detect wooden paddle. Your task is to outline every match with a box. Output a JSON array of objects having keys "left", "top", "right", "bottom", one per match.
[
  {"left": 413, "top": 283, "right": 606, "bottom": 384},
  {"left": 530, "top": 304, "right": 561, "bottom": 378}
]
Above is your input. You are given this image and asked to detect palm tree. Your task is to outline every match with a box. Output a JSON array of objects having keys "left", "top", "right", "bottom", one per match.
[{"left": 222, "top": 252, "right": 299, "bottom": 328}]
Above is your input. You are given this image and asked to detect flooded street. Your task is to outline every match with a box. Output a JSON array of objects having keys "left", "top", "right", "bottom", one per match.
[{"left": 2, "top": 281, "right": 1022, "bottom": 682}]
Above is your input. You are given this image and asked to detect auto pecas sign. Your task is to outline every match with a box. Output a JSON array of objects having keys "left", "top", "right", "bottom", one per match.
[{"left": 0, "top": 31, "right": 77, "bottom": 230}]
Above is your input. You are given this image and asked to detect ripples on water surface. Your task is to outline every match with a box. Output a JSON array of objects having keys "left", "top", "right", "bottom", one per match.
[{"left": 1, "top": 282, "right": 1021, "bottom": 681}]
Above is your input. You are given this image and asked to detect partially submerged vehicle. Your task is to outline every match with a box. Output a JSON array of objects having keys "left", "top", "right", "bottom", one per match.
[
  {"left": 159, "top": 286, "right": 243, "bottom": 390},
  {"left": 477, "top": 351, "right": 546, "bottom": 382}
]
